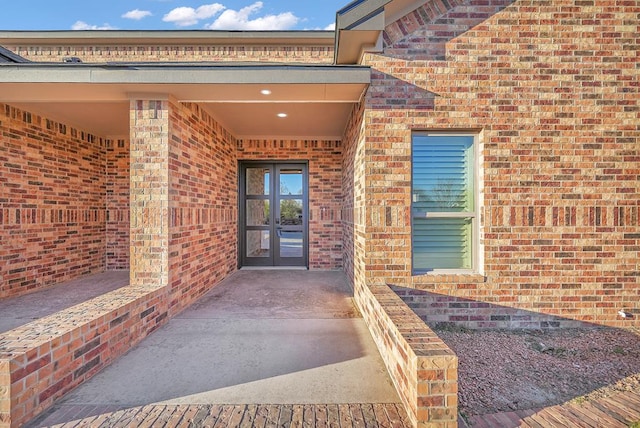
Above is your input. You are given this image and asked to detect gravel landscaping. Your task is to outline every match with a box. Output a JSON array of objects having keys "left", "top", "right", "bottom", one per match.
[{"left": 431, "top": 325, "right": 640, "bottom": 419}]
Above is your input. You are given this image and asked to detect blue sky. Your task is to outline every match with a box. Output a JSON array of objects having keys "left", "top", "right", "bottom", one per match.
[{"left": 0, "top": 1, "right": 349, "bottom": 31}]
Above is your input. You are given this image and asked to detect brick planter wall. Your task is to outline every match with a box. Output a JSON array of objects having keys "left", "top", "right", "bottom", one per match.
[
  {"left": 393, "top": 286, "right": 593, "bottom": 330},
  {"left": 355, "top": 283, "right": 458, "bottom": 427},
  {"left": 0, "top": 104, "right": 107, "bottom": 299},
  {"left": 0, "top": 286, "right": 169, "bottom": 427}
]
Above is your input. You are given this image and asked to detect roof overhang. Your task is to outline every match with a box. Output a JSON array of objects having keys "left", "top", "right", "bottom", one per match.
[
  {"left": 334, "top": 0, "right": 391, "bottom": 64},
  {"left": 333, "top": 0, "right": 432, "bottom": 64},
  {"left": 0, "top": 63, "right": 370, "bottom": 139}
]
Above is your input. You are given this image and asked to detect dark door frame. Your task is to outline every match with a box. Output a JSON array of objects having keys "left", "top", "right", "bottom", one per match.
[{"left": 238, "top": 160, "right": 309, "bottom": 268}]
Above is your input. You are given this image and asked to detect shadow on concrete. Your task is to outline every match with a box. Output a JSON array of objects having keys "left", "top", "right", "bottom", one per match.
[{"left": 28, "top": 270, "right": 399, "bottom": 426}]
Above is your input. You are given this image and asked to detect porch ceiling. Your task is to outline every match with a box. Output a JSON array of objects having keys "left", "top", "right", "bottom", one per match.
[{"left": 0, "top": 64, "right": 369, "bottom": 139}]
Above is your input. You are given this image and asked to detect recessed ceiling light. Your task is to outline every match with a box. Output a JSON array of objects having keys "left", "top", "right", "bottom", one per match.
[
  {"left": 261, "top": 89, "right": 272, "bottom": 95},
  {"left": 277, "top": 113, "right": 288, "bottom": 118}
]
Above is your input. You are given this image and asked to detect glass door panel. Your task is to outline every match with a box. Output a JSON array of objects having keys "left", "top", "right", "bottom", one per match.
[
  {"left": 241, "top": 164, "right": 273, "bottom": 266},
  {"left": 246, "top": 200, "right": 270, "bottom": 226},
  {"left": 246, "top": 168, "right": 270, "bottom": 195},
  {"left": 279, "top": 199, "right": 303, "bottom": 226},
  {"left": 246, "top": 230, "right": 270, "bottom": 258},
  {"left": 278, "top": 232, "right": 303, "bottom": 258},
  {"left": 279, "top": 169, "right": 303, "bottom": 196},
  {"left": 275, "top": 166, "right": 306, "bottom": 266}
]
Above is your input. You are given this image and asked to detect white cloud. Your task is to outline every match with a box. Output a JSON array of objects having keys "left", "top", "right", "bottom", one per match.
[
  {"left": 71, "top": 21, "right": 117, "bottom": 30},
  {"left": 122, "top": 9, "right": 153, "bottom": 20},
  {"left": 163, "top": 3, "right": 225, "bottom": 27},
  {"left": 204, "top": 2, "right": 298, "bottom": 30},
  {"left": 324, "top": 23, "right": 335, "bottom": 31}
]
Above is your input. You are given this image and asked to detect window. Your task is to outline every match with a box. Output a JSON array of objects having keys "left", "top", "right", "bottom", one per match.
[{"left": 412, "top": 133, "right": 478, "bottom": 273}]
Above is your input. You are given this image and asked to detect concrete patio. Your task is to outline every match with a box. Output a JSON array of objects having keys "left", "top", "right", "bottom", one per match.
[{"left": 26, "top": 270, "right": 407, "bottom": 427}]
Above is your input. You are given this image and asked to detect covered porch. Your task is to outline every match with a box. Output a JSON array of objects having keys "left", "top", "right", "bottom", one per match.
[
  {"left": 24, "top": 269, "right": 408, "bottom": 427},
  {"left": 0, "top": 60, "right": 369, "bottom": 424}
]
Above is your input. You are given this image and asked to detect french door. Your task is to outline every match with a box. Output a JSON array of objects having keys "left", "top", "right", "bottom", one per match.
[{"left": 239, "top": 162, "right": 308, "bottom": 267}]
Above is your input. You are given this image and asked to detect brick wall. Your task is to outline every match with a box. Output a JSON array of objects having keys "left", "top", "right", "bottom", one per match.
[
  {"left": 342, "top": 102, "right": 367, "bottom": 284},
  {"left": 238, "top": 139, "right": 344, "bottom": 269},
  {"left": 393, "top": 286, "right": 593, "bottom": 330},
  {"left": 168, "top": 101, "right": 238, "bottom": 314},
  {"left": 0, "top": 104, "right": 107, "bottom": 299},
  {"left": 355, "top": 0, "right": 640, "bottom": 327},
  {"left": 8, "top": 44, "right": 334, "bottom": 64},
  {"left": 106, "top": 138, "right": 129, "bottom": 270}
]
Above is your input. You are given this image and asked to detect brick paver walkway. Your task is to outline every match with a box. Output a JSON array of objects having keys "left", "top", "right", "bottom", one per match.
[
  {"left": 32, "top": 389, "right": 640, "bottom": 427},
  {"left": 464, "top": 389, "right": 640, "bottom": 428},
  {"left": 30, "top": 403, "right": 411, "bottom": 427}
]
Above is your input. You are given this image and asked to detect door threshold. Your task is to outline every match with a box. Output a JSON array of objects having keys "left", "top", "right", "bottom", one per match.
[{"left": 240, "top": 266, "right": 308, "bottom": 271}]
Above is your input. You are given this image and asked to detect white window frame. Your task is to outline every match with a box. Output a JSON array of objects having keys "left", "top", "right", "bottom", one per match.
[{"left": 411, "top": 132, "right": 481, "bottom": 275}]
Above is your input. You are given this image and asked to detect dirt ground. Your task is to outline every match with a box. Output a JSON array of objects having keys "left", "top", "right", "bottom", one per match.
[{"left": 431, "top": 325, "right": 640, "bottom": 419}]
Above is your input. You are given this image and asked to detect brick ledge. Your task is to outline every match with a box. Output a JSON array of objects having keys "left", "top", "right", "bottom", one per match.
[{"left": 355, "top": 283, "right": 458, "bottom": 427}]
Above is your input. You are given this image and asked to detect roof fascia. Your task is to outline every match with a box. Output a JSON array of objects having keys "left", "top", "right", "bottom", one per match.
[{"left": 0, "top": 63, "right": 370, "bottom": 85}]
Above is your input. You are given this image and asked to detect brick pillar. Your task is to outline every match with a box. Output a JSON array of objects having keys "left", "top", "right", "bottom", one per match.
[{"left": 129, "top": 99, "right": 170, "bottom": 288}]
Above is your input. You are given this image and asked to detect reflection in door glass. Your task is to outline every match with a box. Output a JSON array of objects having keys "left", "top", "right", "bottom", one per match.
[
  {"left": 280, "top": 199, "right": 303, "bottom": 226},
  {"left": 279, "top": 231, "right": 303, "bottom": 258},
  {"left": 246, "top": 168, "right": 270, "bottom": 196},
  {"left": 246, "top": 200, "right": 270, "bottom": 226},
  {"left": 246, "top": 230, "right": 270, "bottom": 257},
  {"left": 279, "top": 169, "right": 303, "bottom": 195}
]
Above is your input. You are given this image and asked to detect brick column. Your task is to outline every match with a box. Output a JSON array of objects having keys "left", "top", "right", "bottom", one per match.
[{"left": 129, "top": 99, "right": 170, "bottom": 288}]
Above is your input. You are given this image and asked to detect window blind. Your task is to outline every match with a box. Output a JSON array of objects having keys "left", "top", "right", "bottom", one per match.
[{"left": 412, "top": 135, "right": 475, "bottom": 271}]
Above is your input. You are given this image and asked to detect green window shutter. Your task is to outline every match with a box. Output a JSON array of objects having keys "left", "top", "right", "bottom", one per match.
[{"left": 412, "top": 135, "right": 475, "bottom": 271}]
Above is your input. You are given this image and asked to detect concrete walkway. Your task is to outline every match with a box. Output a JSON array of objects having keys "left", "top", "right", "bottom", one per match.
[
  {"left": 0, "top": 271, "right": 128, "bottom": 333},
  {"left": 28, "top": 270, "right": 405, "bottom": 427}
]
